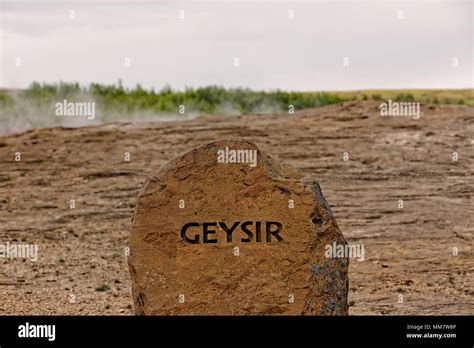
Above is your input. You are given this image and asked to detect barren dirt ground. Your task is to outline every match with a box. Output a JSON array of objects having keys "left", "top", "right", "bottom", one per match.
[{"left": 0, "top": 101, "right": 473, "bottom": 315}]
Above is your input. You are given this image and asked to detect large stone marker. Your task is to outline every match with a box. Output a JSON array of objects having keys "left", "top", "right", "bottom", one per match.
[{"left": 128, "top": 139, "right": 349, "bottom": 315}]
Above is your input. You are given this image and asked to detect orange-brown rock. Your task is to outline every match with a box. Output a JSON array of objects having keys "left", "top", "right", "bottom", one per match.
[{"left": 128, "top": 138, "right": 349, "bottom": 315}]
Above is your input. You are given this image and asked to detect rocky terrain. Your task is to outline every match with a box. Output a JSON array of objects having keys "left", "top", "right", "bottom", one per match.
[{"left": 0, "top": 101, "right": 473, "bottom": 315}]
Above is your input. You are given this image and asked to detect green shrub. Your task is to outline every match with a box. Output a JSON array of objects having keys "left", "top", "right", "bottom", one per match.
[
  {"left": 394, "top": 93, "right": 415, "bottom": 102},
  {"left": 5, "top": 82, "right": 351, "bottom": 117}
]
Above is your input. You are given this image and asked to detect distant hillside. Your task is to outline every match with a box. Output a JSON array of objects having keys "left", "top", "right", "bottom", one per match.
[{"left": 329, "top": 89, "right": 473, "bottom": 106}]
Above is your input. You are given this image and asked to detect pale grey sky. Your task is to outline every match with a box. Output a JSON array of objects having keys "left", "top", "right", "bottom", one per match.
[{"left": 1, "top": 0, "right": 472, "bottom": 91}]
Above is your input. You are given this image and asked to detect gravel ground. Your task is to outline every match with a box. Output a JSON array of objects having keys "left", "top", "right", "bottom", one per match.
[{"left": 0, "top": 101, "right": 472, "bottom": 315}]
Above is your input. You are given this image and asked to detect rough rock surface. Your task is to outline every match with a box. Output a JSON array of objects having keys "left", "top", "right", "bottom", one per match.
[
  {"left": 1, "top": 102, "right": 472, "bottom": 315},
  {"left": 128, "top": 139, "right": 349, "bottom": 315}
]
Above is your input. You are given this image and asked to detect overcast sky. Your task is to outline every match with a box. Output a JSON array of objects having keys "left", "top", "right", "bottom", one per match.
[{"left": 1, "top": 0, "right": 472, "bottom": 91}]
